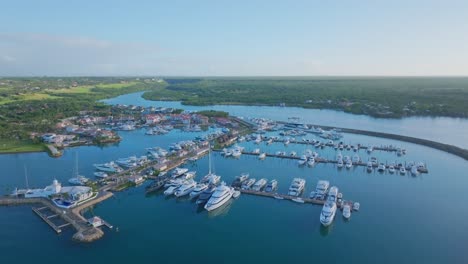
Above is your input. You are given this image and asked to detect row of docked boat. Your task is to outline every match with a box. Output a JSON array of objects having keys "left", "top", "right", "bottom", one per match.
[
  {"left": 232, "top": 173, "right": 278, "bottom": 193},
  {"left": 221, "top": 145, "right": 244, "bottom": 158}
]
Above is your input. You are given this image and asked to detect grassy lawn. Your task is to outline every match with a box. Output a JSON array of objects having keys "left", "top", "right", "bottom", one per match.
[
  {"left": 0, "top": 140, "right": 46, "bottom": 153},
  {"left": 48, "top": 82, "right": 140, "bottom": 94},
  {"left": 0, "top": 93, "right": 60, "bottom": 105}
]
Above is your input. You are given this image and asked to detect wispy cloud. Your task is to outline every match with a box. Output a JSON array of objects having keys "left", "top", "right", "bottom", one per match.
[{"left": 0, "top": 33, "right": 163, "bottom": 76}]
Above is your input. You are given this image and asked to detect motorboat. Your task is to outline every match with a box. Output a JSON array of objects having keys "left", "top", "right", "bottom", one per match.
[
  {"left": 307, "top": 157, "right": 315, "bottom": 167},
  {"left": 231, "top": 173, "right": 249, "bottom": 187},
  {"left": 288, "top": 178, "right": 306, "bottom": 197},
  {"left": 366, "top": 161, "right": 373, "bottom": 172},
  {"left": 264, "top": 179, "right": 278, "bottom": 192},
  {"left": 312, "top": 180, "right": 330, "bottom": 200},
  {"left": 172, "top": 167, "right": 189, "bottom": 178},
  {"left": 174, "top": 180, "right": 197, "bottom": 197},
  {"left": 241, "top": 178, "right": 256, "bottom": 190},
  {"left": 94, "top": 162, "right": 122, "bottom": 173},
  {"left": 196, "top": 186, "right": 216, "bottom": 205},
  {"left": 399, "top": 166, "right": 406, "bottom": 175},
  {"left": 273, "top": 194, "right": 284, "bottom": 200},
  {"left": 411, "top": 165, "right": 419, "bottom": 175},
  {"left": 258, "top": 153, "right": 266, "bottom": 160},
  {"left": 182, "top": 171, "right": 196, "bottom": 180},
  {"left": 252, "top": 178, "right": 267, "bottom": 191},
  {"left": 164, "top": 185, "right": 179, "bottom": 196},
  {"left": 377, "top": 163, "right": 386, "bottom": 172},
  {"left": 298, "top": 155, "right": 307, "bottom": 166},
  {"left": 145, "top": 180, "right": 165, "bottom": 194},
  {"left": 342, "top": 204, "right": 351, "bottom": 219},
  {"left": 367, "top": 146, "right": 374, "bottom": 153},
  {"left": 291, "top": 197, "right": 305, "bottom": 203},
  {"left": 327, "top": 186, "right": 339, "bottom": 202},
  {"left": 204, "top": 184, "right": 234, "bottom": 211},
  {"left": 370, "top": 157, "right": 378, "bottom": 167},
  {"left": 68, "top": 175, "right": 89, "bottom": 185},
  {"left": 115, "top": 156, "right": 138, "bottom": 168},
  {"left": 337, "top": 159, "right": 344, "bottom": 168},
  {"left": 336, "top": 152, "right": 343, "bottom": 161},
  {"left": 345, "top": 160, "right": 353, "bottom": 169},
  {"left": 189, "top": 183, "right": 209, "bottom": 198},
  {"left": 164, "top": 178, "right": 187, "bottom": 188},
  {"left": 353, "top": 202, "right": 360, "bottom": 211},
  {"left": 94, "top": 172, "right": 108, "bottom": 178},
  {"left": 388, "top": 165, "right": 396, "bottom": 174},
  {"left": 231, "top": 149, "right": 242, "bottom": 158},
  {"left": 232, "top": 190, "right": 241, "bottom": 199},
  {"left": 320, "top": 201, "right": 337, "bottom": 226},
  {"left": 253, "top": 148, "right": 260, "bottom": 154}
]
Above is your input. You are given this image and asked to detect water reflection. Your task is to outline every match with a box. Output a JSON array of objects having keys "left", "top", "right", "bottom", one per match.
[{"left": 207, "top": 199, "right": 234, "bottom": 218}]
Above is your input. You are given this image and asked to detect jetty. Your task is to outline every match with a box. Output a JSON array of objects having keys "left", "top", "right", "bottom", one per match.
[
  {"left": 239, "top": 189, "right": 326, "bottom": 205},
  {"left": 216, "top": 150, "right": 429, "bottom": 173}
]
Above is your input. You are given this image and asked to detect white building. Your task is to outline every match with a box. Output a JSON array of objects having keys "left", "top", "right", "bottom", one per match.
[{"left": 18, "top": 180, "right": 93, "bottom": 202}]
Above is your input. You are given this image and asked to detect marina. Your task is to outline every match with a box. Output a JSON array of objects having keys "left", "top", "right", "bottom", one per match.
[{"left": 1, "top": 92, "right": 467, "bottom": 263}]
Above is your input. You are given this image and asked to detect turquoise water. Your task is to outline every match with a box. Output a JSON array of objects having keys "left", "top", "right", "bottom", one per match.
[{"left": 1, "top": 93, "right": 468, "bottom": 263}]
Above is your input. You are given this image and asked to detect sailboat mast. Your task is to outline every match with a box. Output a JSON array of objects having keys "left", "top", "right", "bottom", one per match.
[{"left": 24, "top": 165, "right": 29, "bottom": 189}]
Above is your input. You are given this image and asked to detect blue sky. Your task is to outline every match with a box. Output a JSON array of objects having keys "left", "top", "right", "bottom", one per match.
[{"left": 1, "top": 0, "right": 467, "bottom": 76}]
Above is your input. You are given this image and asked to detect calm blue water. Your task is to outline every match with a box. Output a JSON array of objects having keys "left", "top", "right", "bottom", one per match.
[{"left": 1, "top": 93, "right": 468, "bottom": 263}]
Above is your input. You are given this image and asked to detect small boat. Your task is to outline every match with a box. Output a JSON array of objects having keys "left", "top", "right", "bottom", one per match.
[
  {"left": 411, "top": 165, "right": 419, "bottom": 175},
  {"left": 273, "top": 194, "right": 284, "bottom": 200},
  {"left": 307, "top": 157, "right": 315, "bottom": 167},
  {"left": 366, "top": 161, "right": 373, "bottom": 172},
  {"left": 399, "top": 166, "right": 406, "bottom": 175},
  {"left": 253, "top": 148, "right": 260, "bottom": 154},
  {"left": 182, "top": 171, "right": 196, "bottom": 180},
  {"left": 94, "top": 172, "right": 108, "bottom": 178},
  {"left": 345, "top": 160, "right": 353, "bottom": 169},
  {"left": 258, "top": 153, "right": 266, "bottom": 160},
  {"left": 291, "top": 197, "right": 305, "bottom": 203},
  {"left": 337, "top": 159, "right": 344, "bottom": 168},
  {"left": 298, "top": 155, "right": 307, "bottom": 166},
  {"left": 353, "top": 202, "right": 360, "bottom": 211},
  {"left": 241, "top": 178, "right": 256, "bottom": 190},
  {"left": 232, "top": 190, "right": 241, "bottom": 199},
  {"left": 377, "top": 163, "right": 386, "bottom": 172},
  {"left": 388, "top": 165, "right": 396, "bottom": 174},
  {"left": 342, "top": 204, "right": 351, "bottom": 219}
]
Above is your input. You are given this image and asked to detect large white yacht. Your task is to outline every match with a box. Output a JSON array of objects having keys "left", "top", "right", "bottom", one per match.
[
  {"left": 288, "top": 178, "right": 306, "bottom": 197},
  {"left": 174, "top": 180, "right": 197, "bottom": 197},
  {"left": 189, "top": 183, "right": 209, "bottom": 198},
  {"left": 320, "top": 201, "right": 337, "bottom": 226},
  {"left": 94, "top": 161, "right": 122, "bottom": 173},
  {"left": 204, "top": 184, "right": 234, "bottom": 211},
  {"left": 252, "top": 178, "right": 267, "bottom": 191},
  {"left": 327, "top": 186, "right": 339, "bottom": 202},
  {"left": 311, "top": 180, "right": 330, "bottom": 200},
  {"left": 264, "top": 179, "right": 278, "bottom": 192},
  {"left": 172, "top": 167, "right": 189, "bottom": 178}
]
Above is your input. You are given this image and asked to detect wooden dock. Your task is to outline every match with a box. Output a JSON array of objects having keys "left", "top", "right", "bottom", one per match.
[
  {"left": 216, "top": 150, "right": 429, "bottom": 173},
  {"left": 239, "top": 189, "right": 326, "bottom": 206},
  {"left": 32, "top": 206, "right": 66, "bottom": 233}
]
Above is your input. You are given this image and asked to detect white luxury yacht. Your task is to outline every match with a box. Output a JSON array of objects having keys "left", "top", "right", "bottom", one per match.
[
  {"left": 320, "top": 201, "right": 337, "bottom": 226},
  {"left": 288, "top": 178, "right": 306, "bottom": 197},
  {"left": 172, "top": 167, "right": 189, "bottom": 178},
  {"left": 204, "top": 183, "right": 234, "bottom": 211},
  {"left": 174, "top": 180, "right": 197, "bottom": 197},
  {"left": 327, "top": 186, "right": 339, "bottom": 202},
  {"left": 252, "top": 178, "right": 267, "bottom": 191},
  {"left": 264, "top": 179, "right": 278, "bottom": 192},
  {"left": 311, "top": 180, "right": 330, "bottom": 200}
]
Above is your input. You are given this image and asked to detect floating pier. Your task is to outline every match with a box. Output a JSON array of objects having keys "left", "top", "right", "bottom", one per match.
[
  {"left": 32, "top": 206, "right": 65, "bottom": 233},
  {"left": 239, "top": 189, "right": 326, "bottom": 206}
]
